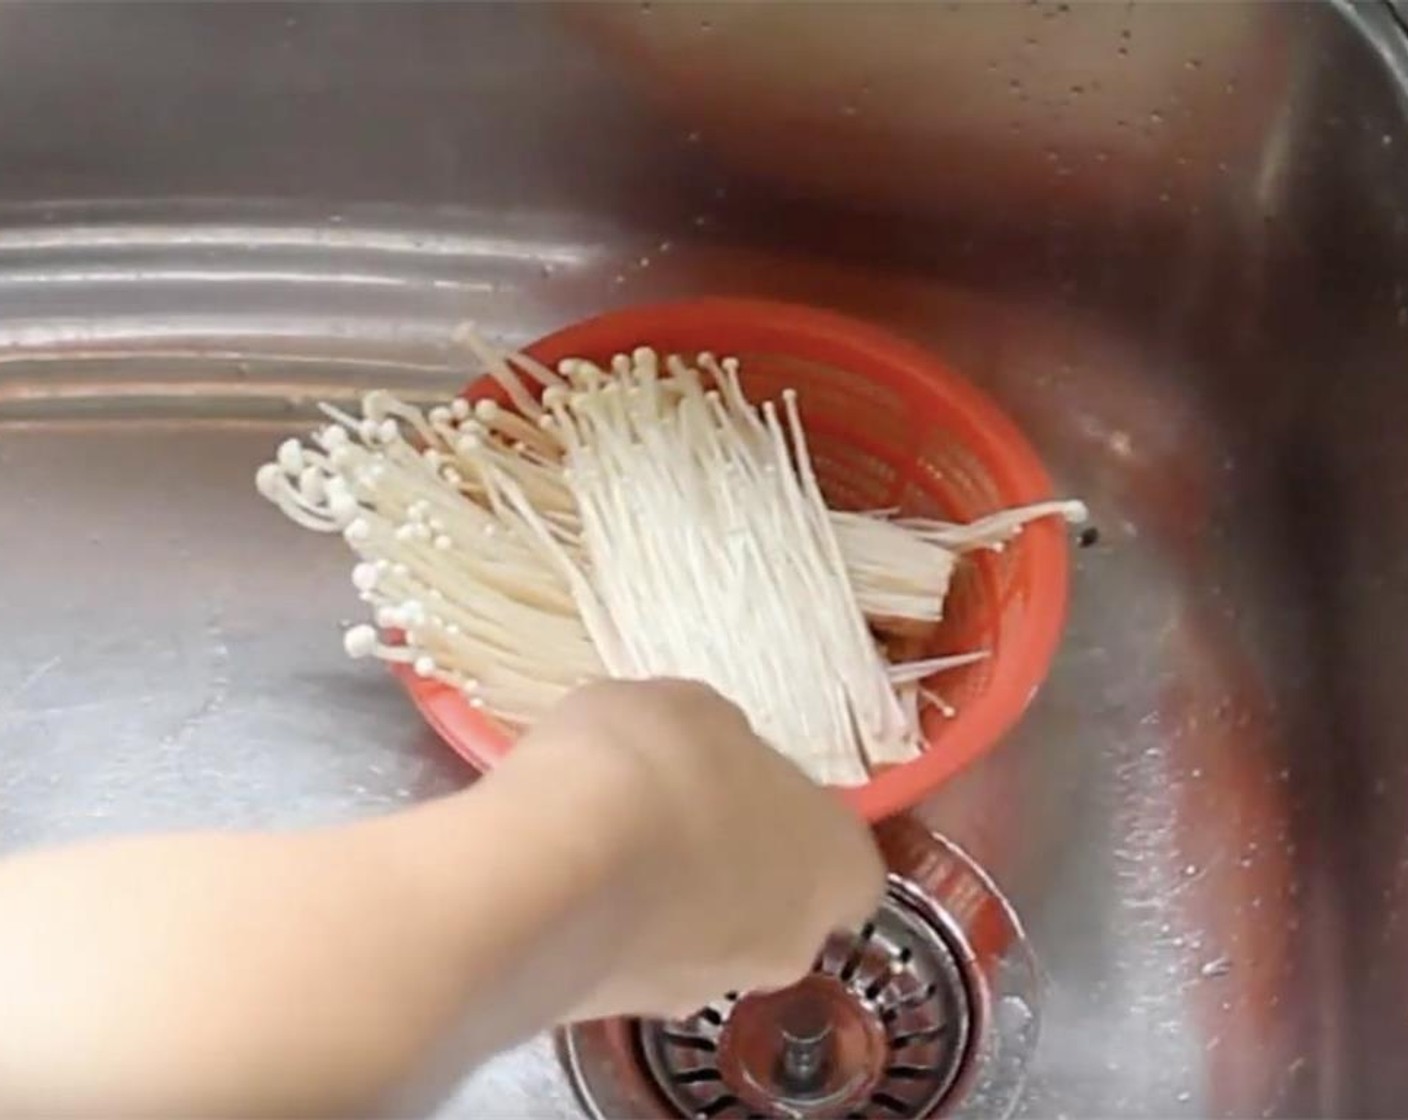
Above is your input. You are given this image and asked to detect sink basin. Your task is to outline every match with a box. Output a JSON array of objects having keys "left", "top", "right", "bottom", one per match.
[{"left": 1, "top": 2, "right": 1405, "bottom": 1115}]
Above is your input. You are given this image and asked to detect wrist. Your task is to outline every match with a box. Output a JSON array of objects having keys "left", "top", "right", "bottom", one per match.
[
  {"left": 484, "top": 718, "right": 679, "bottom": 1018},
  {"left": 352, "top": 726, "right": 667, "bottom": 1046},
  {"left": 487, "top": 721, "right": 665, "bottom": 893}
]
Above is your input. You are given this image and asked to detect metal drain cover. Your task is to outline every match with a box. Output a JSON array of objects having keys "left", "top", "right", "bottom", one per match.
[
  {"left": 562, "top": 821, "right": 1040, "bottom": 1120},
  {"left": 638, "top": 887, "right": 971, "bottom": 1118}
]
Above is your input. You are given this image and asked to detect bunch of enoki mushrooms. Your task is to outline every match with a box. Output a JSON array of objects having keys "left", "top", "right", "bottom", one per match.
[{"left": 257, "top": 331, "right": 1086, "bottom": 786}]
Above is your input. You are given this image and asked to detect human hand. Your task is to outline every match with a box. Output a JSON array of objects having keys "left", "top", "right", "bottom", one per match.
[
  {"left": 0, "top": 678, "right": 881, "bottom": 1114},
  {"left": 507, "top": 679, "right": 886, "bottom": 1019}
]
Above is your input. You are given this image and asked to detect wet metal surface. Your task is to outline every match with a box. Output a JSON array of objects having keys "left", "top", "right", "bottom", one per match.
[{"left": 1, "top": 3, "right": 1407, "bottom": 1116}]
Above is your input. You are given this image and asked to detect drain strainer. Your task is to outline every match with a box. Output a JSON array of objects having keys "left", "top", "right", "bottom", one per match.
[
  {"left": 562, "top": 821, "right": 1040, "bottom": 1120},
  {"left": 638, "top": 885, "right": 971, "bottom": 1118}
]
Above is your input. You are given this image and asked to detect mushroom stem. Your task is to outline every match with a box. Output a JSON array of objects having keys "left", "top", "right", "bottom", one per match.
[{"left": 255, "top": 330, "right": 1084, "bottom": 784}]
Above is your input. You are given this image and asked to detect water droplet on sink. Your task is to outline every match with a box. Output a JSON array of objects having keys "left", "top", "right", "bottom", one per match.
[
  {"left": 1201, "top": 956, "right": 1233, "bottom": 978},
  {"left": 996, "top": 996, "right": 1035, "bottom": 1039}
]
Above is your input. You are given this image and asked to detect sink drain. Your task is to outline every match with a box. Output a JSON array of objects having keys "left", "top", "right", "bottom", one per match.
[
  {"left": 637, "top": 886, "right": 971, "bottom": 1118},
  {"left": 561, "top": 822, "right": 1040, "bottom": 1120}
]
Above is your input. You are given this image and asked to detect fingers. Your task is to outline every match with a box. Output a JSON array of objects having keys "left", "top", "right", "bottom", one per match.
[
  {"left": 830, "top": 818, "right": 888, "bottom": 931},
  {"left": 533, "top": 677, "right": 891, "bottom": 1020},
  {"left": 812, "top": 833, "right": 886, "bottom": 968}
]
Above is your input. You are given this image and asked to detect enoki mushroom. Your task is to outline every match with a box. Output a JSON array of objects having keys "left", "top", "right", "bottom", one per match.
[{"left": 256, "top": 335, "right": 1086, "bottom": 786}]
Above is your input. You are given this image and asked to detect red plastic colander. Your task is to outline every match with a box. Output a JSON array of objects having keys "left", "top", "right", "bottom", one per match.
[{"left": 398, "top": 298, "right": 1070, "bottom": 822}]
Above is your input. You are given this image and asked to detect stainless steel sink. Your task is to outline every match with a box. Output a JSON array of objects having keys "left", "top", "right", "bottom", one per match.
[{"left": 1, "top": 2, "right": 1406, "bottom": 1115}]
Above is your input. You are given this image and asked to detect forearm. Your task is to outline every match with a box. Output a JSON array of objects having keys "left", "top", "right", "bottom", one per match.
[
  {"left": 0, "top": 680, "right": 883, "bottom": 1117},
  {"left": 0, "top": 742, "right": 650, "bottom": 1117}
]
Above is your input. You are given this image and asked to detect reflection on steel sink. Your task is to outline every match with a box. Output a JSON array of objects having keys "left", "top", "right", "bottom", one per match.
[{"left": 1, "top": 2, "right": 1406, "bottom": 1116}]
